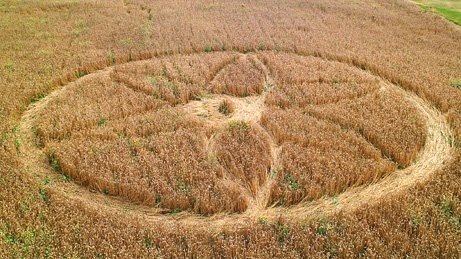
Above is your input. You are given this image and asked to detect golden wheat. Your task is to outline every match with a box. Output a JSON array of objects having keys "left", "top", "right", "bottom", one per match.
[{"left": 2, "top": 0, "right": 461, "bottom": 257}]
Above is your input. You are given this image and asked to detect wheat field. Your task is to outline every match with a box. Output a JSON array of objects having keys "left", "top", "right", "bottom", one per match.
[{"left": 1, "top": 0, "right": 461, "bottom": 257}]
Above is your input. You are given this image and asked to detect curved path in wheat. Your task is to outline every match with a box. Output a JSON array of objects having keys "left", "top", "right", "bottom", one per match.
[{"left": 18, "top": 50, "right": 455, "bottom": 231}]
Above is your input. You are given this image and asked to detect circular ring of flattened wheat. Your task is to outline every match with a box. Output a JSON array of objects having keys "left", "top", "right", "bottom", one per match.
[{"left": 18, "top": 51, "right": 454, "bottom": 230}]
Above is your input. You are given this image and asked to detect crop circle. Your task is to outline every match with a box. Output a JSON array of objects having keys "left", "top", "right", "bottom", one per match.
[{"left": 19, "top": 51, "right": 452, "bottom": 224}]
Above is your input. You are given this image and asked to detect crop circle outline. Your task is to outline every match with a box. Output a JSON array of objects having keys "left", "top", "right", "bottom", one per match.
[{"left": 17, "top": 49, "right": 454, "bottom": 229}]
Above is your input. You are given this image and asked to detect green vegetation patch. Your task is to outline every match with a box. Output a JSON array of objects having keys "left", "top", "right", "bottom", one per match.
[
  {"left": 434, "top": 5, "right": 461, "bottom": 25},
  {"left": 450, "top": 79, "right": 461, "bottom": 89},
  {"left": 415, "top": 1, "right": 461, "bottom": 25}
]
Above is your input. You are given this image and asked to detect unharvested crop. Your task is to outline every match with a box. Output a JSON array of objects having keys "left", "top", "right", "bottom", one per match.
[
  {"left": 305, "top": 90, "right": 427, "bottom": 166},
  {"left": 261, "top": 108, "right": 395, "bottom": 205},
  {"left": 2, "top": 0, "right": 461, "bottom": 257},
  {"left": 214, "top": 121, "right": 272, "bottom": 195},
  {"left": 217, "top": 99, "right": 234, "bottom": 115},
  {"left": 209, "top": 54, "right": 267, "bottom": 97}
]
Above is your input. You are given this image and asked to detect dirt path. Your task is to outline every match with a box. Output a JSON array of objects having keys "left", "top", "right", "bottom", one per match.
[{"left": 17, "top": 52, "right": 455, "bottom": 232}]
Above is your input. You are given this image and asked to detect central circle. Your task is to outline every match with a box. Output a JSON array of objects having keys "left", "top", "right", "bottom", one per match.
[
  {"left": 28, "top": 51, "right": 427, "bottom": 215},
  {"left": 184, "top": 94, "right": 265, "bottom": 126}
]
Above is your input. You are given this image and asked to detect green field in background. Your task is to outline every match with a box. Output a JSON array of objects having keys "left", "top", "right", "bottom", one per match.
[{"left": 413, "top": 0, "right": 461, "bottom": 25}]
